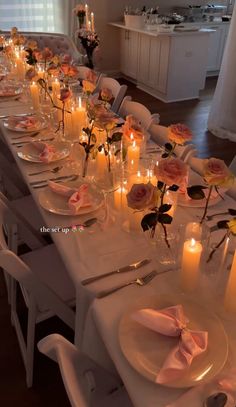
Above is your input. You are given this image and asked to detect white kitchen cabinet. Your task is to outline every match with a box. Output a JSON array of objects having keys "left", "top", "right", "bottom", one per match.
[
  {"left": 204, "top": 25, "right": 226, "bottom": 71},
  {"left": 120, "top": 29, "right": 139, "bottom": 79}
]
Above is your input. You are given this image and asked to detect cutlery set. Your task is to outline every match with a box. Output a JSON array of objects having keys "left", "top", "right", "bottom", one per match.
[
  {"left": 14, "top": 137, "right": 55, "bottom": 147},
  {"left": 31, "top": 174, "right": 78, "bottom": 189}
]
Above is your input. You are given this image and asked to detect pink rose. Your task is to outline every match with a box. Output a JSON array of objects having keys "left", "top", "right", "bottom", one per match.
[
  {"left": 61, "top": 64, "right": 78, "bottom": 77},
  {"left": 95, "top": 108, "right": 118, "bottom": 130},
  {"left": 39, "top": 47, "right": 53, "bottom": 61},
  {"left": 100, "top": 87, "right": 113, "bottom": 102},
  {"left": 203, "top": 158, "right": 234, "bottom": 187},
  {"left": 60, "top": 54, "right": 72, "bottom": 64},
  {"left": 82, "top": 79, "right": 96, "bottom": 95},
  {"left": 60, "top": 88, "right": 71, "bottom": 102},
  {"left": 154, "top": 157, "right": 188, "bottom": 187},
  {"left": 122, "top": 114, "right": 145, "bottom": 143},
  {"left": 168, "top": 123, "right": 193, "bottom": 145},
  {"left": 127, "top": 183, "right": 156, "bottom": 210}
]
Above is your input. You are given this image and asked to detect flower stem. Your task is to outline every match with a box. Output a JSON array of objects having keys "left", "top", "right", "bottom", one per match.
[
  {"left": 206, "top": 231, "right": 230, "bottom": 263},
  {"left": 161, "top": 223, "right": 170, "bottom": 249},
  {"left": 200, "top": 185, "right": 213, "bottom": 224}
]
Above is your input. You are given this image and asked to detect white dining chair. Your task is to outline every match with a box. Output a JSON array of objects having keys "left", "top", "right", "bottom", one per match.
[
  {"left": 38, "top": 334, "right": 133, "bottom": 407},
  {"left": 149, "top": 123, "right": 197, "bottom": 163},
  {"left": 95, "top": 77, "right": 127, "bottom": 114},
  {"left": 118, "top": 97, "right": 160, "bottom": 131},
  {"left": 0, "top": 200, "right": 75, "bottom": 387},
  {"left": 76, "top": 66, "right": 104, "bottom": 83},
  {"left": 0, "top": 191, "right": 47, "bottom": 302}
]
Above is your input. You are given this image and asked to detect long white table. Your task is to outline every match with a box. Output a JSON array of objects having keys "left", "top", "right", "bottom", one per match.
[{"left": 0, "top": 98, "right": 236, "bottom": 407}]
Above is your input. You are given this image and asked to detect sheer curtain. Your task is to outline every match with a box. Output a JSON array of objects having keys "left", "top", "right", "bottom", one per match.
[
  {"left": 208, "top": 6, "right": 236, "bottom": 142},
  {"left": 0, "top": 0, "right": 76, "bottom": 35}
]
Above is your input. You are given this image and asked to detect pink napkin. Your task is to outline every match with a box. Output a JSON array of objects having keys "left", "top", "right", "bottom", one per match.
[
  {"left": 31, "top": 142, "right": 56, "bottom": 163},
  {"left": 132, "top": 305, "right": 208, "bottom": 384},
  {"left": 0, "top": 85, "right": 18, "bottom": 96},
  {"left": 48, "top": 181, "right": 93, "bottom": 214},
  {"left": 9, "top": 115, "right": 39, "bottom": 130}
]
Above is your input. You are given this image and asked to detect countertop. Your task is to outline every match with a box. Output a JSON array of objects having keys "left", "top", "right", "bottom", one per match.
[{"left": 109, "top": 22, "right": 216, "bottom": 37}]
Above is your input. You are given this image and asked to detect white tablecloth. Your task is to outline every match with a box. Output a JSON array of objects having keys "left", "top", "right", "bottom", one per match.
[{"left": 0, "top": 99, "right": 235, "bottom": 407}]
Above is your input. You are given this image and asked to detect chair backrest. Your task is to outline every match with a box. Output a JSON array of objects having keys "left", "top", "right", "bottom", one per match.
[
  {"left": 96, "top": 77, "right": 127, "bottom": 113},
  {"left": 229, "top": 156, "right": 236, "bottom": 176},
  {"left": 38, "top": 334, "right": 124, "bottom": 407},
  {"left": 0, "top": 250, "right": 75, "bottom": 329},
  {"left": 0, "top": 191, "right": 46, "bottom": 250},
  {"left": 118, "top": 99, "right": 159, "bottom": 130},
  {"left": 2, "top": 31, "right": 81, "bottom": 63}
]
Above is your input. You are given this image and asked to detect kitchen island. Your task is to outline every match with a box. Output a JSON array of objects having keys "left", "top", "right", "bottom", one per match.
[{"left": 110, "top": 22, "right": 215, "bottom": 103}]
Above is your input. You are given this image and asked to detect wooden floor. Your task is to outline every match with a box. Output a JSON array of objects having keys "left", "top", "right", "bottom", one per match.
[
  {"left": 0, "top": 78, "right": 235, "bottom": 407},
  {"left": 120, "top": 77, "right": 236, "bottom": 165}
]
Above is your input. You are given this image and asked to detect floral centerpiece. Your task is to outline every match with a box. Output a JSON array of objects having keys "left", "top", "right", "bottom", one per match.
[
  {"left": 73, "top": 4, "right": 86, "bottom": 29},
  {"left": 127, "top": 157, "right": 188, "bottom": 246},
  {"left": 78, "top": 29, "right": 100, "bottom": 69}
]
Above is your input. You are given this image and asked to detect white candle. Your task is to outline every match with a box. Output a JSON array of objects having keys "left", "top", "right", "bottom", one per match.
[
  {"left": 85, "top": 4, "right": 89, "bottom": 29},
  {"left": 128, "top": 170, "right": 143, "bottom": 189},
  {"left": 30, "top": 81, "right": 40, "bottom": 111},
  {"left": 71, "top": 97, "right": 86, "bottom": 140},
  {"left": 181, "top": 238, "right": 203, "bottom": 292},
  {"left": 224, "top": 250, "right": 236, "bottom": 313},
  {"left": 127, "top": 141, "right": 140, "bottom": 172},
  {"left": 15, "top": 57, "right": 25, "bottom": 81},
  {"left": 88, "top": 21, "right": 91, "bottom": 31},
  {"left": 91, "top": 12, "right": 95, "bottom": 31},
  {"left": 114, "top": 186, "right": 128, "bottom": 212},
  {"left": 144, "top": 169, "right": 157, "bottom": 185},
  {"left": 52, "top": 77, "right": 60, "bottom": 104},
  {"left": 37, "top": 66, "right": 45, "bottom": 80},
  {"left": 96, "top": 148, "right": 107, "bottom": 178}
]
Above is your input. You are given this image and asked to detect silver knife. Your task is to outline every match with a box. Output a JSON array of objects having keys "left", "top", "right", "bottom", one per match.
[
  {"left": 32, "top": 174, "right": 78, "bottom": 188},
  {"left": 81, "top": 258, "right": 151, "bottom": 285}
]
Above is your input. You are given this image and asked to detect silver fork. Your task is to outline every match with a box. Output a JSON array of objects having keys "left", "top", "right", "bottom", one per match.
[
  {"left": 96, "top": 270, "right": 158, "bottom": 299},
  {"left": 28, "top": 166, "right": 63, "bottom": 176},
  {"left": 14, "top": 137, "right": 55, "bottom": 146}
]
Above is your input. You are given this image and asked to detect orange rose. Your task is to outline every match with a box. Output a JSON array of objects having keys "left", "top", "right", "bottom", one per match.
[
  {"left": 82, "top": 79, "right": 96, "bottom": 95},
  {"left": 203, "top": 158, "right": 234, "bottom": 188},
  {"left": 168, "top": 123, "right": 193, "bottom": 145}
]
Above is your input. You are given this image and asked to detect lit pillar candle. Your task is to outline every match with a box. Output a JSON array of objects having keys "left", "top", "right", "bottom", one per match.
[
  {"left": 128, "top": 170, "right": 143, "bottom": 189},
  {"left": 37, "top": 66, "right": 45, "bottom": 80},
  {"left": 114, "top": 186, "right": 128, "bottom": 212},
  {"left": 88, "top": 21, "right": 91, "bottom": 31},
  {"left": 30, "top": 81, "right": 40, "bottom": 111},
  {"left": 64, "top": 100, "right": 73, "bottom": 138},
  {"left": 144, "top": 169, "right": 157, "bottom": 185},
  {"left": 71, "top": 97, "right": 86, "bottom": 140},
  {"left": 52, "top": 78, "right": 60, "bottom": 104},
  {"left": 224, "top": 250, "right": 236, "bottom": 313},
  {"left": 91, "top": 12, "right": 95, "bottom": 32},
  {"left": 85, "top": 4, "right": 89, "bottom": 29},
  {"left": 127, "top": 141, "right": 140, "bottom": 172},
  {"left": 96, "top": 148, "right": 107, "bottom": 178},
  {"left": 181, "top": 238, "right": 203, "bottom": 292},
  {"left": 15, "top": 57, "right": 25, "bottom": 81}
]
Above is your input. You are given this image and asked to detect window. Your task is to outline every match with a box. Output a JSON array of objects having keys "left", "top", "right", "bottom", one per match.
[{"left": 0, "top": 0, "right": 72, "bottom": 34}]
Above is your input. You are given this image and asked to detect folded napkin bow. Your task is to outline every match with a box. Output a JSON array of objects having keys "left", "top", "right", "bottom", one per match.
[
  {"left": 132, "top": 304, "right": 208, "bottom": 384},
  {"left": 31, "top": 141, "right": 56, "bottom": 163},
  {"left": 48, "top": 181, "right": 92, "bottom": 214},
  {"left": 9, "top": 115, "right": 39, "bottom": 129}
]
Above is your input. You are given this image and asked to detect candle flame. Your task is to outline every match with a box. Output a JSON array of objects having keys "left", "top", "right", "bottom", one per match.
[
  {"left": 79, "top": 97, "right": 82, "bottom": 108},
  {"left": 130, "top": 133, "right": 134, "bottom": 141},
  {"left": 131, "top": 159, "right": 134, "bottom": 165},
  {"left": 137, "top": 171, "right": 141, "bottom": 177},
  {"left": 190, "top": 238, "right": 196, "bottom": 247},
  {"left": 132, "top": 141, "right": 136, "bottom": 148},
  {"left": 156, "top": 161, "right": 159, "bottom": 166}
]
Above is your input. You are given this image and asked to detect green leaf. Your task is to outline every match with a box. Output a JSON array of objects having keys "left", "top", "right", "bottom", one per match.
[
  {"left": 229, "top": 208, "right": 236, "bottom": 216},
  {"left": 168, "top": 184, "right": 179, "bottom": 192},
  {"left": 98, "top": 145, "right": 104, "bottom": 152},
  {"left": 111, "top": 132, "right": 122, "bottom": 143},
  {"left": 83, "top": 127, "right": 90, "bottom": 136},
  {"left": 114, "top": 149, "right": 121, "bottom": 156},
  {"left": 187, "top": 185, "right": 206, "bottom": 200},
  {"left": 141, "top": 213, "right": 158, "bottom": 232},
  {"left": 157, "top": 181, "right": 164, "bottom": 190},
  {"left": 162, "top": 153, "right": 169, "bottom": 159},
  {"left": 159, "top": 204, "right": 172, "bottom": 213},
  {"left": 165, "top": 143, "right": 172, "bottom": 152},
  {"left": 158, "top": 213, "right": 173, "bottom": 225},
  {"left": 217, "top": 220, "right": 229, "bottom": 230},
  {"left": 91, "top": 133, "right": 97, "bottom": 143}
]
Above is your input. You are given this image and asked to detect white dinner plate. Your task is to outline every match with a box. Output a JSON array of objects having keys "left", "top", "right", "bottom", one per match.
[
  {"left": 39, "top": 179, "right": 104, "bottom": 216},
  {"left": 3, "top": 115, "right": 47, "bottom": 132},
  {"left": 119, "top": 294, "right": 228, "bottom": 388},
  {"left": 17, "top": 141, "right": 70, "bottom": 163},
  {"left": 0, "top": 87, "right": 22, "bottom": 97},
  {"left": 177, "top": 190, "right": 223, "bottom": 208}
]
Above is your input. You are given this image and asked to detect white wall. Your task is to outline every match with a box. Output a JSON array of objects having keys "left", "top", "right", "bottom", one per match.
[{"left": 84, "top": 0, "right": 229, "bottom": 72}]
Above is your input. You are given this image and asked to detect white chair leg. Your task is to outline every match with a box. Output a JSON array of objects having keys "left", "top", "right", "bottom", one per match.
[{"left": 26, "top": 295, "right": 37, "bottom": 388}]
